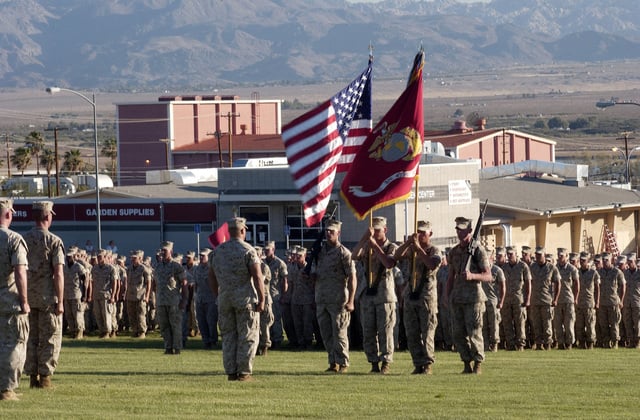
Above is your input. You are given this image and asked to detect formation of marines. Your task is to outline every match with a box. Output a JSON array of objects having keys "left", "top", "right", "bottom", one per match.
[{"left": 4, "top": 205, "right": 640, "bottom": 398}]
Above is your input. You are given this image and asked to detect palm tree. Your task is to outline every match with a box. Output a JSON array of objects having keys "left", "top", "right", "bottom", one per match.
[
  {"left": 25, "top": 131, "right": 45, "bottom": 175},
  {"left": 63, "top": 149, "right": 85, "bottom": 174},
  {"left": 11, "top": 147, "right": 32, "bottom": 176},
  {"left": 41, "top": 148, "right": 56, "bottom": 196},
  {"left": 101, "top": 138, "right": 118, "bottom": 180}
]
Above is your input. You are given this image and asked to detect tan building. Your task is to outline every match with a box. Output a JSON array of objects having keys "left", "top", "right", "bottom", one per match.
[
  {"left": 480, "top": 172, "right": 640, "bottom": 255},
  {"left": 427, "top": 124, "right": 556, "bottom": 167}
]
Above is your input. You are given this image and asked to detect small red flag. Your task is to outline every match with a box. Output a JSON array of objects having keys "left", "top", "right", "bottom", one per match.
[
  {"left": 208, "top": 222, "right": 230, "bottom": 249},
  {"left": 341, "top": 50, "right": 425, "bottom": 220}
]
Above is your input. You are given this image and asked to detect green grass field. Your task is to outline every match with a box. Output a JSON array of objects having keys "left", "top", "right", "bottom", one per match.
[{"left": 2, "top": 333, "right": 637, "bottom": 419}]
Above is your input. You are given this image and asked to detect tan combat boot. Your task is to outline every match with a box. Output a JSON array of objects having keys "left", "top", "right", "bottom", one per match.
[
  {"left": 472, "top": 361, "right": 482, "bottom": 375},
  {"left": 0, "top": 390, "right": 19, "bottom": 400},
  {"left": 39, "top": 375, "right": 52, "bottom": 389}
]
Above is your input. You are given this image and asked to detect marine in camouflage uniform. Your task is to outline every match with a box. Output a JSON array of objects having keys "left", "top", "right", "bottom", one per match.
[
  {"left": 500, "top": 246, "right": 531, "bottom": 351},
  {"left": 280, "top": 248, "right": 297, "bottom": 348},
  {"left": 529, "top": 247, "right": 561, "bottom": 350},
  {"left": 597, "top": 252, "right": 626, "bottom": 348},
  {"left": 483, "top": 249, "right": 505, "bottom": 352},
  {"left": 209, "top": 218, "right": 265, "bottom": 381},
  {"left": 0, "top": 199, "right": 29, "bottom": 401},
  {"left": 264, "top": 241, "right": 288, "bottom": 348},
  {"left": 181, "top": 251, "right": 198, "bottom": 348},
  {"left": 114, "top": 255, "right": 127, "bottom": 335},
  {"left": 554, "top": 248, "right": 579, "bottom": 349},
  {"left": 312, "top": 220, "right": 356, "bottom": 374},
  {"left": 446, "top": 217, "right": 492, "bottom": 374},
  {"left": 435, "top": 251, "right": 452, "bottom": 351},
  {"left": 353, "top": 217, "right": 398, "bottom": 374},
  {"left": 394, "top": 220, "right": 440, "bottom": 375},
  {"left": 126, "top": 250, "right": 152, "bottom": 338},
  {"left": 63, "top": 247, "right": 89, "bottom": 339},
  {"left": 254, "top": 247, "right": 274, "bottom": 355},
  {"left": 290, "top": 247, "right": 315, "bottom": 350},
  {"left": 23, "top": 201, "right": 65, "bottom": 389},
  {"left": 155, "top": 241, "right": 188, "bottom": 355},
  {"left": 91, "top": 249, "right": 118, "bottom": 338},
  {"left": 622, "top": 254, "right": 640, "bottom": 348},
  {"left": 196, "top": 249, "right": 217, "bottom": 349},
  {"left": 575, "top": 252, "right": 600, "bottom": 349}
]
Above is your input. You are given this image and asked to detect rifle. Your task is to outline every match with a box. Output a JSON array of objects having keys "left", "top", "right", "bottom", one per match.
[
  {"left": 303, "top": 206, "right": 337, "bottom": 276},
  {"left": 464, "top": 199, "right": 489, "bottom": 273}
]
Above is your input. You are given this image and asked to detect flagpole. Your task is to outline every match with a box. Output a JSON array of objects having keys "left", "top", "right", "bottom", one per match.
[
  {"left": 411, "top": 175, "right": 420, "bottom": 293},
  {"left": 368, "top": 212, "right": 374, "bottom": 288}
]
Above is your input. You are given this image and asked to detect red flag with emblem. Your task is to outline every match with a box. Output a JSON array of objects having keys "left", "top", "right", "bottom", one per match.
[
  {"left": 340, "top": 50, "right": 425, "bottom": 219},
  {"left": 208, "top": 222, "right": 229, "bottom": 249}
]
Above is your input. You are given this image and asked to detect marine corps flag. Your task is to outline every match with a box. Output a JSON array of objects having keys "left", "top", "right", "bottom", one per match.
[{"left": 340, "top": 50, "right": 425, "bottom": 219}]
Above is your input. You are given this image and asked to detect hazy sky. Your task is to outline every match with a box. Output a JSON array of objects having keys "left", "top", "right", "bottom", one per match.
[{"left": 347, "top": 0, "right": 490, "bottom": 3}]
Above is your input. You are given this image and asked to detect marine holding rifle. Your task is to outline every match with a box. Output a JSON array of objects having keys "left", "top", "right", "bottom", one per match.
[
  {"left": 446, "top": 216, "right": 492, "bottom": 374},
  {"left": 352, "top": 216, "right": 398, "bottom": 374},
  {"left": 394, "top": 220, "right": 441, "bottom": 375}
]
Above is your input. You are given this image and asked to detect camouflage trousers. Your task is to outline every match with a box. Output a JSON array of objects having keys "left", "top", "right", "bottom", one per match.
[
  {"left": 597, "top": 305, "right": 621, "bottom": 344},
  {"left": 25, "top": 306, "right": 62, "bottom": 376},
  {"left": 63, "top": 299, "right": 86, "bottom": 335},
  {"left": 482, "top": 302, "right": 501, "bottom": 348},
  {"left": 281, "top": 302, "right": 297, "bottom": 346},
  {"left": 622, "top": 306, "right": 640, "bottom": 346},
  {"left": 451, "top": 302, "right": 485, "bottom": 363},
  {"left": 362, "top": 299, "right": 396, "bottom": 364},
  {"left": 259, "top": 304, "right": 275, "bottom": 348},
  {"left": 0, "top": 313, "right": 29, "bottom": 391},
  {"left": 436, "top": 304, "right": 453, "bottom": 348},
  {"left": 126, "top": 300, "right": 148, "bottom": 336},
  {"left": 529, "top": 304, "right": 553, "bottom": 347},
  {"left": 501, "top": 303, "right": 527, "bottom": 349},
  {"left": 316, "top": 303, "right": 351, "bottom": 367},
  {"left": 575, "top": 306, "right": 596, "bottom": 345},
  {"left": 218, "top": 302, "right": 259, "bottom": 376},
  {"left": 157, "top": 304, "right": 183, "bottom": 351},
  {"left": 195, "top": 300, "right": 218, "bottom": 346},
  {"left": 270, "top": 299, "right": 284, "bottom": 344},
  {"left": 93, "top": 299, "right": 114, "bottom": 336},
  {"left": 553, "top": 303, "right": 576, "bottom": 347},
  {"left": 403, "top": 298, "right": 438, "bottom": 367},
  {"left": 292, "top": 303, "right": 315, "bottom": 347}
]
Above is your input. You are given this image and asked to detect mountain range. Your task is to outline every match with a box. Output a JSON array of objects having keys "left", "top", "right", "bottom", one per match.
[{"left": 1, "top": 0, "right": 639, "bottom": 90}]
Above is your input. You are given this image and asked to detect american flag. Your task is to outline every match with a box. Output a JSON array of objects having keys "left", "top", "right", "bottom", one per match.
[
  {"left": 282, "top": 61, "right": 373, "bottom": 227},
  {"left": 336, "top": 73, "right": 372, "bottom": 173}
]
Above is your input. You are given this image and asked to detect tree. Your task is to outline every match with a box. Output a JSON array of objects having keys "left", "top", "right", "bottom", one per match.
[
  {"left": 101, "top": 138, "right": 118, "bottom": 180},
  {"left": 547, "top": 117, "right": 567, "bottom": 130},
  {"left": 533, "top": 119, "right": 547, "bottom": 129},
  {"left": 41, "top": 148, "right": 56, "bottom": 196},
  {"left": 569, "top": 117, "right": 590, "bottom": 130},
  {"left": 63, "top": 149, "right": 85, "bottom": 174},
  {"left": 11, "top": 147, "right": 32, "bottom": 176},
  {"left": 25, "top": 131, "right": 45, "bottom": 175}
]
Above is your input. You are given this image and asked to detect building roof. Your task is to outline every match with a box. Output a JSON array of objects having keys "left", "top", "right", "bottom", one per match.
[
  {"left": 173, "top": 134, "right": 284, "bottom": 153},
  {"left": 480, "top": 176, "right": 640, "bottom": 215},
  {"left": 64, "top": 182, "right": 219, "bottom": 200},
  {"left": 427, "top": 128, "right": 557, "bottom": 149}
]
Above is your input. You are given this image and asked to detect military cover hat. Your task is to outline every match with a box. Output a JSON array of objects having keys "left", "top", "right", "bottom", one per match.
[
  {"left": 568, "top": 252, "right": 578, "bottom": 261},
  {"left": 326, "top": 220, "right": 342, "bottom": 230},
  {"left": 521, "top": 246, "right": 532, "bottom": 255},
  {"left": 199, "top": 248, "right": 212, "bottom": 256},
  {"left": 535, "top": 246, "right": 545, "bottom": 254},
  {"left": 579, "top": 251, "right": 590, "bottom": 260},
  {"left": 161, "top": 241, "right": 174, "bottom": 251},
  {"left": 495, "top": 247, "right": 506, "bottom": 256},
  {"left": 557, "top": 248, "right": 568, "bottom": 256},
  {"left": 455, "top": 217, "right": 472, "bottom": 230},
  {"left": 228, "top": 217, "right": 247, "bottom": 229},
  {"left": 33, "top": 200, "right": 56, "bottom": 215},
  {"left": 372, "top": 216, "right": 387, "bottom": 229},
  {"left": 417, "top": 220, "right": 432, "bottom": 233},
  {"left": 0, "top": 198, "right": 15, "bottom": 214},
  {"left": 505, "top": 246, "right": 517, "bottom": 254}
]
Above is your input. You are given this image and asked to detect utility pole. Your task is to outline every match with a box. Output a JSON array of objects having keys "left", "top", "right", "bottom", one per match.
[
  {"left": 218, "top": 112, "right": 240, "bottom": 167},
  {"left": 617, "top": 132, "right": 635, "bottom": 183},
  {"left": 4, "top": 133, "right": 10, "bottom": 178},
  {"left": 45, "top": 126, "right": 67, "bottom": 196},
  {"left": 206, "top": 130, "right": 224, "bottom": 167}
]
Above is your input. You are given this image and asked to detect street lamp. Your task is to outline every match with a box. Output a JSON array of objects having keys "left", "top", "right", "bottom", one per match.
[
  {"left": 611, "top": 145, "right": 640, "bottom": 184},
  {"left": 45, "top": 86, "right": 101, "bottom": 249}
]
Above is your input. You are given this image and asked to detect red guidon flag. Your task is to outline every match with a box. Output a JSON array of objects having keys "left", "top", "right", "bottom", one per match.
[
  {"left": 341, "top": 50, "right": 424, "bottom": 220},
  {"left": 208, "top": 222, "right": 229, "bottom": 249}
]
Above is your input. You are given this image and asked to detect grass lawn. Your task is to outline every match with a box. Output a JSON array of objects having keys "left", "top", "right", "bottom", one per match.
[{"left": 2, "top": 332, "right": 636, "bottom": 419}]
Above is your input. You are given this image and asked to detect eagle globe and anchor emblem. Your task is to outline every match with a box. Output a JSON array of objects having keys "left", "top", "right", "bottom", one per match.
[{"left": 347, "top": 122, "right": 422, "bottom": 198}]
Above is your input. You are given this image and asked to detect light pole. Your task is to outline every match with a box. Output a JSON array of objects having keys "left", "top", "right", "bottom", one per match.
[
  {"left": 612, "top": 145, "right": 640, "bottom": 184},
  {"left": 45, "top": 87, "right": 101, "bottom": 249}
]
